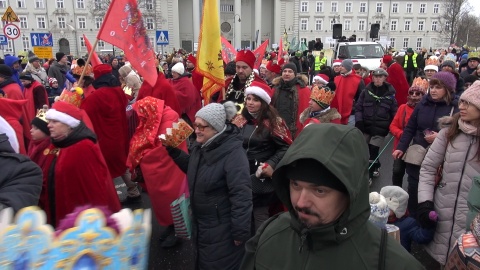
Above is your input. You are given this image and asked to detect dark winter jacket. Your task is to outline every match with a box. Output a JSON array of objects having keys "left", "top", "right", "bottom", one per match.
[
  {"left": 169, "top": 124, "right": 252, "bottom": 270},
  {"left": 241, "top": 124, "right": 424, "bottom": 269},
  {"left": 47, "top": 61, "right": 68, "bottom": 90},
  {"left": 0, "top": 133, "right": 42, "bottom": 212},
  {"left": 391, "top": 216, "right": 434, "bottom": 252},
  {"left": 355, "top": 82, "right": 398, "bottom": 136}
]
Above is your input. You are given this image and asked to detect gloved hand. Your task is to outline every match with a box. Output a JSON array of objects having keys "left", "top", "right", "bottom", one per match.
[
  {"left": 355, "top": 121, "right": 365, "bottom": 133},
  {"left": 165, "top": 145, "right": 182, "bottom": 159},
  {"left": 417, "top": 201, "right": 437, "bottom": 228}
]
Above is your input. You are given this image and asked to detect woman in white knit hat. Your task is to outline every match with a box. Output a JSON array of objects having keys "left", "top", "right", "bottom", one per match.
[{"left": 166, "top": 101, "right": 252, "bottom": 270}]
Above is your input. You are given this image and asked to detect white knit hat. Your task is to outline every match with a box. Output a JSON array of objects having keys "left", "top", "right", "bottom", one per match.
[
  {"left": 424, "top": 65, "right": 438, "bottom": 72},
  {"left": 195, "top": 101, "right": 237, "bottom": 132},
  {"left": 380, "top": 186, "right": 409, "bottom": 218},
  {"left": 313, "top": 75, "right": 328, "bottom": 85},
  {"left": 171, "top": 62, "right": 185, "bottom": 75},
  {"left": 245, "top": 85, "right": 271, "bottom": 104},
  {"left": 368, "top": 192, "right": 390, "bottom": 227}
]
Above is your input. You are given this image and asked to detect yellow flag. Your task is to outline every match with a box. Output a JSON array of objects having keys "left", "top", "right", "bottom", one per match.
[{"left": 196, "top": 0, "right": 225, "bottom": 104}]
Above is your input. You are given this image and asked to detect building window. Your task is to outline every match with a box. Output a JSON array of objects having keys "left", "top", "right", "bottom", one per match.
[
  {"left": 315, "top": 19, "right": 323, "bottom": 30},
  {"left": 316, "top": 1, "right": 323, "bottom": 12},
  {"left": 344, "top": 20, "right": 351, "bottom": 30},
  {"left": 58, "top": 17, "right": 66, "bottom": 29},
  {"left": 220, "top": 4, "right": 233, "bottom": 12},
  {"left": 17, "top": 0, "right": 25, "bottom": 8},
  {"left": 390, "top": 37, "right": 395, "bottom": 48},
  {"left": 390, "top": 20, "right": 397, "bottom": 31},
  {"left": 149, "top": 37, "right": 155, "bottom": 48},
  {"left": 95, "top": 17, "right": 103, "bottom": 29},
  {"left": 80, "top": 36, "right": 85, "bottom": 47},
  {"left": 392, "top": 3, "right": 398, "bottom": 13},
  {"left": 146, "top": 18, "right": 154, "bottom": 30},
  {"left": 404, "top": 20, "right": 411, "bottom": 31},
  {"left": 418, "top": 20, "right": 424, "bottom": 31},
  {"left": 301, "top": 18, "right": 308, "bottom": 30},
  {"left": 376, "top": 2, "right": 383, "bottom": 12},
  {"left": 331, "top": 2, "right": 338, "bottom": 12},
  {"left": 330, "top": 19, "right": 335, "bottom": 30},
  {"left": 5, "top": 39, "right": 13, "bottom": 53},
  {"left": 416, "top": 38, "right": 422, "bottom": 50},
  {"left": 431, "top": 20, "right": 438, "bottom": 31},
  {"left": 22, "top": 36, "right": 29, "bottom": 50},
  {"left": 358, "top": 20, "right": 366, "bottom": 31},
  {"left": 403, "top": 38, "right": 409, "bottom": 49},
  {"left": 420, "top": 3, "right": 426, "bottom": 13},
  {"left": 345, "top": 2, "right": 352, "bottom": 12},
  {"left": 37, "top": 16, "right": 46, "bottom": 29},
  {"left": 19, "top": 16, "right": 28, "bottom": 29},
  {"left": 78, "top": 17, "right": 86, "bottom": 29},
  {"left": 76, "top": 0, "right": 84, "bottom": 9},
  {"left": 445, "top": 21, "right": 451, "bottom": 31},
  {"left": 406, "top": 3, "right": 412, "bottom": 13},
  {"left": 301, "top": 1, "right": 308, "bottom": 12},
  {"left": 359, "top": 2, "right": 367, "bottom": 13},
  {"left": 56, "top": 0, "right": 64, "bottom": 8},
  {"left": 146, "top": 0, "right": 154, "bottom": 10},
  {"left": 358, "top": 37, "right": 364, "bottom": 42},
  {"left": 433, "top": 3, "right": 439, "bottom": 13},
  {"left": 35, "top": 0, "right": 44, "bottom": 8},
  {"left": 98, "top": 40, "right": 104, "bottom": 48},
  {"left": 0, "top": 0, "right": 6, "bottom": 8},
  {"left": 94, "top": 0, "right": 101, "bottom": 9}
]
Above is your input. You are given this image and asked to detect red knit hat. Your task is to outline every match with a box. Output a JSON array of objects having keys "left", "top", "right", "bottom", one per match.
[
  {"left": 236, "top": 50, "right": 256, "bottom": 69},
  {"left": 93, "top": 63, "right": 112, "bottom": 79},
  {"left": 266, "top": 60, "right": 281, "bottom": 74},
  {"left": 382, "top": 55, "right": 393, "bottom": 64},
  {"left": 45, "top": 101, "right": 82, "bottom": 128}
]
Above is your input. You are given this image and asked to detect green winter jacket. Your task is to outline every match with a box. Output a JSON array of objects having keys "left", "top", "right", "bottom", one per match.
[{"left": 240, "top": 124, "right": 424, "bottom": 270}]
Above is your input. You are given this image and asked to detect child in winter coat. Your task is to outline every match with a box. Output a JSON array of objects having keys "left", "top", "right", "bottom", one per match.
[
  {"left": 380, "top": 186, "right": 435, "bottom": 252},
  {"left": 47, "top": 77, "right": 61, "bottom": 105},
  {"left": 27, "top": 105, "right": 51, "bottom": 169},
  {"left": 299, "top": 85, "right": 341, "bottom": 126}
]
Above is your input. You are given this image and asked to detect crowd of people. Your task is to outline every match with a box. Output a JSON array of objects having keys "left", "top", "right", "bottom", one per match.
[{"left": 0, "top": 44, "right": 480, "bottom": 269}]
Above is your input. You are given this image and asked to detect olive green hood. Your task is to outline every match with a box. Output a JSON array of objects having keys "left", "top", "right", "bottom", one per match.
[{"left": 272, "top": 124, "right": 370, "bottom": 242}]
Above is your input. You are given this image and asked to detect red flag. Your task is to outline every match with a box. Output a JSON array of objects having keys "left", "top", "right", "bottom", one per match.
[
  {"left": 278, "top": 37, "right": 283, "bottom": 62},
  {"left": 253, "top": 39, "right": 269, "bottom": 69},
  {"left": 83, "top": 34, "right": 102, "bottom": 67},
  {"left": 97, "top": 0, "right": 157, "bottom": 87},
  {"left": 220, "top": 36, "right": 237, "bottom": 63}
]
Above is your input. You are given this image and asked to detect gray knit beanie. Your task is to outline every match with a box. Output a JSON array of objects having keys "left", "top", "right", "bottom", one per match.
[
  {"left": 195, "top": 101, "right": 237, "bottom": 132},
  {"left": 341, "top": 59, "right": 354, "bottom": 72}
]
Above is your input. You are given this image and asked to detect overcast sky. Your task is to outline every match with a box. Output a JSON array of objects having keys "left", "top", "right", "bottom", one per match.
[{"left": 468, "top": 0, "right": 478, "bottom": 15}]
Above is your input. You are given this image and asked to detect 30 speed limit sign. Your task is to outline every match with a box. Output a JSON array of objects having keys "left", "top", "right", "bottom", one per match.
[{"left": 3, "top": 24, "right": 20, "bottom": 40}]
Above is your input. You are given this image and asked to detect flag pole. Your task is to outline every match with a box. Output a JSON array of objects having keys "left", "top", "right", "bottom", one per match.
[{"left": 77, "top": 38, "right": 100, "bottom": 88}]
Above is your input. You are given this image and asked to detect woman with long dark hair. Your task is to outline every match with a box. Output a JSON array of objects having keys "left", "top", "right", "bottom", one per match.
[{"left": 231, "top": 82, "right": 292, "bottom": 231}]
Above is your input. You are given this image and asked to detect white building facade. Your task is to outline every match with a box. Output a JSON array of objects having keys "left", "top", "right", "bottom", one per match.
[{"left": 0, "top": 0, "right": 447, "bottom": 58}]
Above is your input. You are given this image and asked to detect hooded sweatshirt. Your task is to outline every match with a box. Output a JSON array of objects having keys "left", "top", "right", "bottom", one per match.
[{"left": 241, "top": 124, "right": 424, "bottom": 270}]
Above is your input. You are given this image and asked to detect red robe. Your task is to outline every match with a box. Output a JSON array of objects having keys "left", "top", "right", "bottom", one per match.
[
  {"left": 81, "top": 85, "right": 129, "bottom": 178},
  {"left": 2, "top": 81, "right": 23, "bottom": 100},
  {"left": 331, "top": 73, "right": 363, "bottom": 125},
  {"left": 136, "top": 72, "right": 182, "bottom": 116},
  {"left": 24, "top": 80, "right": 49, "bottom": 127},
  {"left": 386, "top": 62, "right": 409, "bottom": 105},
  {"left": 294, "top": 85, "right": 311, "bottom": 138},
  {"left": 0, "top": 98, "right": 27, "bottom": 154},
  {"left": 170, "top": 76, "right": 202, "bottom": 123},
  {"left": 190, "top": 68, "right": 204, "bottom": 93},
  {"left": 40, "top": 139, "right": 121, "bottom": 226},
  {"left": 127, "top": 97, "right": 187, "bottom": 226},
  {"left": 27, "top": 137, "right": 51, "bottom": 168}
]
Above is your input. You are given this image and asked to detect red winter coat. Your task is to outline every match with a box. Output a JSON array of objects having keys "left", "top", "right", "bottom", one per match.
[
  {"left": 170, "top": 75, "right": 202, "bottom": 123},
  {"left": 24, "top": 80, "right": 49, "bottom": 126},
  {"left": 389, "top": 104, "right": 414, "bottom": 151},
  {"left": 81, "top": 85, "right": 129, "bottom": 178},
  {"left": 386, "top": 62, "right": 410, "bottom": 105},
  {"left": 1, "top": 80, "right": 23, "bottom": 100},
  {"left": 0, "top": 98, "right": 27, "bottom": 154},
  {"left": 137, "top": 71, "right": 182, "bottom": 116},
  {"left": 331, "top": 73, "right": 363, "bottom": 125}
]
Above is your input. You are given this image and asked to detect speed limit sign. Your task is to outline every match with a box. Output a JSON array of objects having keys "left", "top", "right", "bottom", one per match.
[{"left": 3, "top": 24, "right": 20, "bottom": 40}]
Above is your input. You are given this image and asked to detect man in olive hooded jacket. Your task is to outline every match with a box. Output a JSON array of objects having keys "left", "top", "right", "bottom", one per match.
[{"left": 240, "top": 124, "right": 424, "bottom": 270}]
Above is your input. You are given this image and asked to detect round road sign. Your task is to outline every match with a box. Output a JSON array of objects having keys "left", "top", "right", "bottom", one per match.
[{"left": 3, "top": 23, "right": 20, "bottom": 40}]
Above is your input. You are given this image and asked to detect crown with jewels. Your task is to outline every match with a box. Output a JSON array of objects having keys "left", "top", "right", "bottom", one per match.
[
  {"left": 425, "top": 57, "right": 439, "bottom": 66},
  {"left": 35, "top": 104, "right": 49, "bottom": 123},
  {"left": 412, "top": 77, "right": 429, "bottom": 91},
  {"left": 159, "top": 120, "right": 194, "bottom": 147},
  {"left": 310, "top": 86, "right": 335, "bottom": 108}
]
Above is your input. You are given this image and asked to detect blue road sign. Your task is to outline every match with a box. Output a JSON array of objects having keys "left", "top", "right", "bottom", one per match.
[
  {"left": 156, "top": 30, "right": 169, "bottom": 45},
  {"left": 30, "top": 32, "right": 53, "bottom": 47},
  {"left": 0, "top": 35, "right": 7, "bottom": 46}
]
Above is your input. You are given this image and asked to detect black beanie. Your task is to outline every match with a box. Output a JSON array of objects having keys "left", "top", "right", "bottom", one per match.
[
  {"left": 56, "top": 52, "right": 66, "bottom": 62},
  {"left": 283, "top": 63, "right": 297, "bottom": 75},
  {"left": 31, "top": 117, "right": 50, "bottom": 136},
  {"left": 285, "top": 159, "right": 348, "bottom": 194}
]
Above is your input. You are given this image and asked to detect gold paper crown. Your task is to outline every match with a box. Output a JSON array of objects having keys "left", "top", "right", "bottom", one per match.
[
  {"left": 412, "top": 77, "right": 429, "bottom": 91},
  {"left": 310, "top": 86, "right": 335, "bottom": 106},
  {"left": 158, "top": 120, "right": 194, "bottom": 148},
  {"left": 35, "top": 104, "right": 49, "bottom": 123},
  {"left": 425, "top": 57, "right": 439, "bottom": 66},
  {"left": 468, "top": 51, "right": 480, "bottom": 59}
]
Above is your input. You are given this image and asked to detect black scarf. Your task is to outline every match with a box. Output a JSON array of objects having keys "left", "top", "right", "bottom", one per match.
[
  {"left": 92, "top": 74, "right": 121, "bottom": 89},
  {"left": 51, "top": 122, "right": 97, "bottom": 148}
]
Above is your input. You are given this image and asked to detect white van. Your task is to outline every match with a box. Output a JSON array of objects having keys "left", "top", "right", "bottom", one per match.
[{"left": 333, "top": 42, "right": 385, "bottom": 71}]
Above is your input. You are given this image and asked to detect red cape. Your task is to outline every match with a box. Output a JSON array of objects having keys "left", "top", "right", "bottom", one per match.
[
  {"left": 24, "top": 81, "right": 49, "bottom": 127},
  {"left": 191, "top": 69, "right": 204, "bottom": 93},
  {"left": 2, "top": 82, "right": 23, "bottom": 100},
  {"left": 386, "top": 63, "right": 409, "bottom": 105},
  {"left": 295, "top": 85, "right": 311, "bottom": 138},
  {"left": 331, "top": 73, "right": 363, "bottom": 125},
  {"left": 27, "top": 137, "right": 51, "bottom": 167},
  {"left": 80, "top": 86, "right": 129, "bottom": 178},
  {"left": 170, "top": 76, "right": 202, "bottom": 123},
  {"left": 40, "top": 139, "right": 121, "bottom": 226},
  {"left": 136, "top": 72, "right": 182, "bottom": 116},
  {"left": 0, "top": 98, "right": 27, "bottom": 154}
]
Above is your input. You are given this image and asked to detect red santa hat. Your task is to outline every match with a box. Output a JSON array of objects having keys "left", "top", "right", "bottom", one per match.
[
  {"left": 245, "top": 81, "right": 272, "bottom": 104},
  {"left": 266, "top": 60, "right": 281, "bottom": 74},
  {"left": 236, "top": 50, "right": 256, "bottom": 69},
  {"left": 93, "top": 63, "right": 112, "bottom": 79},
  {"left": 313, "top": 74, "right": 329, "bottom": 85},
  {"left": 382, "top": 55, "right": 393, "bottom": 64},
  {"left": 332, "top": 59, "right": 342, "bottom": 67},
  {"left": 45, "top": 101, "right": 82, "bottom": 128}
]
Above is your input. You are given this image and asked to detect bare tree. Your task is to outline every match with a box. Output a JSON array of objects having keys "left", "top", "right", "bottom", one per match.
[
  {"left": 439, "top": 0, "right": 471, "bottom": 45},
  {"left": 456, "top": 14, "right": 480, "bottom": 47}
]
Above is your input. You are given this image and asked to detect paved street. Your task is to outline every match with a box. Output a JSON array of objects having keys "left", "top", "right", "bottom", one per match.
[{"left": 124, "top": 133, "right": 440, "bottom": 269}]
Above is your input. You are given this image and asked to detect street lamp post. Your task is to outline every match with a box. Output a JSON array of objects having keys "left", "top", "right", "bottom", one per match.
[{"left": 233, "top": 14, "right": 241, "bottom": 49}]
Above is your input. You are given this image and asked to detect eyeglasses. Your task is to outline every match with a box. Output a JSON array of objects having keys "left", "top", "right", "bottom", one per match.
[
  {"left": 193, "top": 123, "right": 210, "bottom": 131},
  {"left": 459, "top": 99, "right": 471, "bottom": 109},
  {"left": 408, "top": 91, "right": 423, "bottom": 97}
]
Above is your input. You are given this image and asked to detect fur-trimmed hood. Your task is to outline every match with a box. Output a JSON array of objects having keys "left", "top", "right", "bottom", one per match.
[
  {"left": 299, "top": 107, "right": 341, "bottom": 125},
  {"left": 271, "top": 74, "right": 309, "bottom": 87}
]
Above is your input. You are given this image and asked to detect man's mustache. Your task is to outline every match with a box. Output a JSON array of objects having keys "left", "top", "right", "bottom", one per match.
[{"left": 295, "top": 206, "right": 319, "bottom": 217}]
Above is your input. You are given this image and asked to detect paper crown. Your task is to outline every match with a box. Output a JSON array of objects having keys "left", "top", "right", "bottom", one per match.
[
  {"left": 57, "top": 87, "right": 84, "bottom": 108},
  {"left": 412, "top": 77, "right": 429, "bottom": 91},
  {"left": 35, "top": 104, "right": 49, "bottom": 123},
  {"left": 468, "top": 51, "right": 480, "bottom": 59},
  {"left": 0, "top": 207, "right": 151, "bottom": 269},
  {"left": 425, "top": 57, "right": 439, "bottom": 66},
  {"left": 159, "top": 120, "right": 194, "bottom": 148},
  {"left": 310, "top": 86, "right": 335, "bottom": 108},
  {"left": 72, "top": 64, "right": 93, "bottom": 76}
]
